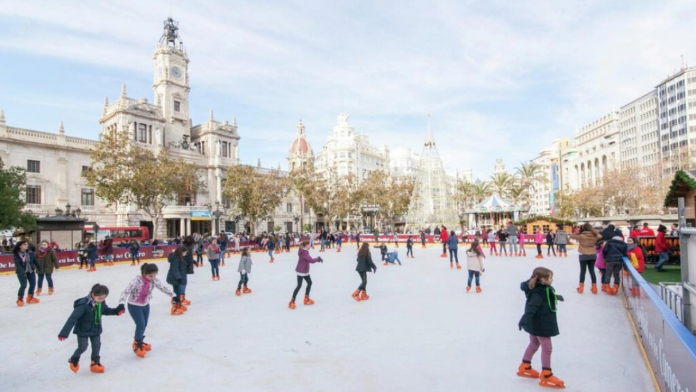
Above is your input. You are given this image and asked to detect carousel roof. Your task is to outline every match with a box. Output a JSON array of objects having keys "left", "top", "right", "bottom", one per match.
[{"left": 465, "top": 193, "right": 525, "bottom": 213}]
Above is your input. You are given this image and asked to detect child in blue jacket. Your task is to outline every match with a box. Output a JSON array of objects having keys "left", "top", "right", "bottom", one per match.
[{"left": 58, "top": 284, "right": 124, "bottom": 373}]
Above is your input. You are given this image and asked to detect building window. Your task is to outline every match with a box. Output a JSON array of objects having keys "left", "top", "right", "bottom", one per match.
[
  {"left": 81, "top": 165, "right": 91, "bottom": 173},
  {"left": 81, "top": 188, "right": 95, "bottom": 206},
  {"left": 138, "top": 123, "right": 148, "bottom": 143},
  {"left": 27, "top": 160, "right": 40, "bottom": 173},
  {"left": 221, "top": 141, "right": 229, "bottom": 157},
  {"left": 287, "top": 203, "right": 293, "bottom": 213},
  {"left": 26, "top": 185, "right": 41, "bottom": 204},
  {"left": 174, "top": 101, "right": 181, "bottom": 113}
]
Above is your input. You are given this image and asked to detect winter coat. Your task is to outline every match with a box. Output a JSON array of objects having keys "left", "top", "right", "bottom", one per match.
[
  {"left": 119, "top": 275, "right": 175, "bottom": 306},
  {"left": 602, "top": 237, "right": 628, "bottom": 263},
  {"left": 519, "top": 280, "right": 559, "bottom": 338},
  {"left": 655, "top": 231, "right": 669, "bottom": 252},
  {"left": 238, "top": 255, "right": 253, "bottom": 274},
  {"left": 14, "top": 251, "right": 42, "bottom": 277},
  {"left": 628, "top": 244, "right": 645, "bottom": 273},
  {"left": 545, "top": 233, "right": 554, "bottom": 245},
  {"left": 206, "top": 244, "right": 220, "bottom": 260},
  {"left": 447, "top": 236, "right": 459, "bottom": 250},
  {"left": 58, "top": 296, "right": 119, "bottom": 338},
  {"left": 129, "top": 242, "right": 140, "bottom": 254},
  {"left": 86, "top": 243, "right": 98, "bottom": 261},
  {"left": 554, "top": 230, "right": 568, "bottom": 245},
  {"left": 407, "top": 238, "right": 413, "bottom": 248},
  {"left": 36, "top": 248, "right": 59, "bottom": 274},
  {"left": 465, "top": 250, "right": 485, "bottom": 272},
  {"left": 498, "top": 231, "right": 509, "bottom": 242},
  {"left": 488, "top": 232, "right": 496, "bottom": 242},
  {"left": 420, "top": 232, "right": 425, "bottom": 242},
  {"left": 440, "top": 230, "right": 449, "bottom": 244},
  {"left": 183, "top": 245, "right": 195, "bottom": 274},
  {"left": 295, "top": 248, "right": 320, "bottom": 274},
  {"left": 101, "top": 239, "right": 113, "bottom": 255},
  {"left": 166, "top": 253, "right": 186, "bottom": 286},
  {"left": 267, "top": 240, "right": 275, "bottom": 251},
  {"left": 380, "top": 244, "right": 388, "bottom": 255},
  {"left": 569, "top": 231, "right": 602, "bottom": 256},
  {"left": 507, "top": 224, "right": 518, "bottom": 237},
  {"left": 356, "top": 253, "right": 377, "bottom": 272},
  {"left": 534, "top": 232, "right": 544, "bottom": 245}
]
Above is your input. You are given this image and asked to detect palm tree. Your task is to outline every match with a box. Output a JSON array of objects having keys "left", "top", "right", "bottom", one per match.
[
  {"left": 471, "top": 181, "right": 491, "bottom": 204},
  {"left": 507, "top": 182, "right": 529, "bottom": 207},
  {"left": 490, "top": 173, "right": 513, "bottom": 197},
  {"left": 515, "top": 162, "right": 548, "bottom": 191},
  {"left": 457, "top": 181, "right": 476, "bottom": 210}
]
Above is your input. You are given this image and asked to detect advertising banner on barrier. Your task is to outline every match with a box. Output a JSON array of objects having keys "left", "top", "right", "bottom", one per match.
[
  {"left": 622, "top": 258, "right": 696, "bottom": 391},
  {"left": 0, "top": 245, "right": 179, "bottom": 274}
]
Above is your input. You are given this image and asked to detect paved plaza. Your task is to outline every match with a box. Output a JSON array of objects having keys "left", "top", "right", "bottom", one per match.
[{"left": 0, "top": 244, "right": 655, "bottom": 391}]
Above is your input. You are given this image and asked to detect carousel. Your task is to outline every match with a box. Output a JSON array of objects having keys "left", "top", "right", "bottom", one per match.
[{"left": 465, "top": 194, "right": 527, "bottom": 230}]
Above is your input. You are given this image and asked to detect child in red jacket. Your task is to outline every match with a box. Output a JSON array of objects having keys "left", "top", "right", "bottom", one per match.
[{"left": 627, "top": 237, "right": 645, "bottom": 273}]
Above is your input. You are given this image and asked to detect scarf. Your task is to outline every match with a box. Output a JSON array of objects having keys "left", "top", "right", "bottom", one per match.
[
  {"left": 136, "top": 275, "right": 152, "bottom": 304},
  {"left": 87, "top": 295, "right": 103, "bottom": 325},
  {"left": 627, "top": 243, "right": 637, "bottom": 252},
  {"left": 37, "top": 247, "right": 50, "bottom": 259},
  {"left": 18, "top": 251, "right": 31, "bottom": 273}
]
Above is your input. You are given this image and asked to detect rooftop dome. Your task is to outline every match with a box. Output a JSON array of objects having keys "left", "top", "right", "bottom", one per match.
[{"left": 289, "top": 120, "right": 313, "bottom": 156}]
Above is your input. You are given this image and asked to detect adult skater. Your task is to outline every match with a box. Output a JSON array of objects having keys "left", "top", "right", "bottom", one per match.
[
  {"left": 406, "top": 236, "right": 414, "bottom": 258},
  {"left": 36, "top": 239, "right": 59, "bottom": 296},
  {"left": 58, "top": 284, "right": 124, "bottom": 374},
  {"left": 236, "top": 248, "right": 253, "bottom": 296},
  {"left": 267, "top": 235, "right": 276, "bottom": 263},
  {"left": 119, "top": 263, "right": 177, "bottom": 357},
  {"left": 447, "top": 230, "right": 461, "bottom": 269},
  {"left": 507, "top": 221, "right": 519, "bottom": 256},
  {"left": 439, "top": 226, "right": 449, "bottom": 258},
  {"left": 392, "top": 232, "right": 399, "bottom": 248},
  {"left": 129, "top": 239, "right": 141, "bottom": 266},
  {"left": 517, "top": 267, "right": 565, "bottom": 389},
  {"left": 100, "top": 236, "right": 114, "bottom": 267},
  {"left": 569, "top": 223, "right": 602, "bottom": 294},
  {"left": 420, "top": 230, "right": 426, "bottom": 248},
  {"left": 336, "top": 233, "right": 342, "bottom": 252},
  {"left": 14, "top": 240, "right": 42, "bottom": 306},
  {"left": 384, "top": 250, "right": 403, "bottom": 266},
  {"left": 353, "top": 242, "right": 377, "bottom": 301},
  {"left": 356, "top": 232, "right": 361, "bottom": 250},
  {"left": 288, "top": 241, "right": 323, "bottom": 309}
]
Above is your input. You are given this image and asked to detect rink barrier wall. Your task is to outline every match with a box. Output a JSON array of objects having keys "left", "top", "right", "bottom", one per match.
[{"left": 621, "top": 257, "right": 696, "bottom": 392}]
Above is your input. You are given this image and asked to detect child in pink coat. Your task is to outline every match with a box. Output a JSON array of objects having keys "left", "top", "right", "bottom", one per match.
[{"left": 534, "top": 231, "right": 545, "bottom": 259}]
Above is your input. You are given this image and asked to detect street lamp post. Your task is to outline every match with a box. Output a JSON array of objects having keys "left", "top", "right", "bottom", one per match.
[{"left": 209, "top": 202, "right": 225, "bottom": 235}]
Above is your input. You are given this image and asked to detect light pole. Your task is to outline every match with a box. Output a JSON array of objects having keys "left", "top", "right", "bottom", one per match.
[
  {"left": 209, "top": 202, "right": 225, "bottom": 235},
  {"left": 293, "top": 214, "right": 299, "bottom": 234}
]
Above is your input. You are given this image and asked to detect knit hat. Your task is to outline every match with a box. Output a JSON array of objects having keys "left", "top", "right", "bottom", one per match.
[{"left": 614, "top": 229, "right": 623, "bottom": 238}]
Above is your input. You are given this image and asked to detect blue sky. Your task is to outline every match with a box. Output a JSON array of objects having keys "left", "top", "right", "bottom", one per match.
[{"left": 1, "top": 0, "right": 695, "bottom": 178}]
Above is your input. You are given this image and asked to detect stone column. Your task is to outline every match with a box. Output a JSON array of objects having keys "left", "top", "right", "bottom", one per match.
[
  {"left": 186, "top": 218, "right": 191, "bottom": 236},
  {"left": 179, "top": 218, "right": 186, "bottom": 237}
]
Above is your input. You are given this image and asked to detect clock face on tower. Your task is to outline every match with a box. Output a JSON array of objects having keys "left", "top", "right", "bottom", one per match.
[{"left": 171, "top": 66, "right": 182, "bottom": 79}]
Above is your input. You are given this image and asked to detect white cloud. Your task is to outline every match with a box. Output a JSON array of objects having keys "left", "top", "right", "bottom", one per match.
[{"left": 1, "top": 0, "right": 696, "bottom": 177}]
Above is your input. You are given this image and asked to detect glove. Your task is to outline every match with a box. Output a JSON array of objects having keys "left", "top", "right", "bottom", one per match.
[
  {"left": 58, "top": 336, "right": 67, "bottom": 341},
  {"left": 518, "top": 321, "right": 524, "bottom": 331},
  {"left": 242, "top": 269, "right": 246, "bottom": 274},
  {"left": 556, "top": 295, "right": 565, "bottom": 302},
  {"left": 372, "top": 267, "right": 377, "bottom": 274},
  {"left": 115, "top": 304, "right": 125, "bottom": 315},
  {"left": 318, "top": 257, "right": 323, "bottom": 263}
]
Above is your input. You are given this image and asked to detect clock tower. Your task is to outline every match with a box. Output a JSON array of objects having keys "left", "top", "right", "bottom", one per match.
[{"left": 153, "top": 17, "right": 190, "bottom": 144}]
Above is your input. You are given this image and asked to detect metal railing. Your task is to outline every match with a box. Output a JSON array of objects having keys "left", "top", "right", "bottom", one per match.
[{"left": 660, "top": 282, "right": 685, "bottom": 322}]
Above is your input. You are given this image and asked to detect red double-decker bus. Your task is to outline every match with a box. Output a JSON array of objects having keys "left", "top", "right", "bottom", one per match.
[{"left": 83, "top": 226, "right": 150, "bottom": 243}]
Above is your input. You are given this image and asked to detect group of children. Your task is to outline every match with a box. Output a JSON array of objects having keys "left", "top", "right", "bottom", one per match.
[{"left": 47, "top": 228, "right": 568, "bottom": 388}]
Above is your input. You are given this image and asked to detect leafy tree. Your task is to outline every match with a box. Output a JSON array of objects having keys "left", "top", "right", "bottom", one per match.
[
  {"left": 331, "top": 172, "right": 360, "bottom": 230},
  {"left": 0, "top": 158, "right": 36, "bottom": 232},
  {"left": 83, "top": 129, "right": 205, "bottom": 239},
  {"left": 223, "top": 165, "right": 286, "bottom": 234}
]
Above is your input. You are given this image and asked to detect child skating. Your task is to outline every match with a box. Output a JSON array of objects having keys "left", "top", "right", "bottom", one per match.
[
  {"left": 58, "top": 284, "right": 124, "bottom": 373},
  {"left": 487, "top": 229, "right": 498, "bottom": 256},
  {"left": 288, "top": 241, "right": 323, "bottom": 309},
  {"left": 545, "top": 230, "right": 556, "bottom": 257},
  {"left": 517, "top": 267, "right": 565, "bottom": 389},
  {"left": 534, "top": 230, "right": 544, "bottom": 259},
  {"left": 465, "top": 241, "right": 485, "bottom": 293},
  {"left": 406, "top": 236, "right": 414, "bottom": 258},
  {"left": 236, "top": 248, "right": 253, "bottom": 296},
  {"left": 119, "top": 263, "right": 177, "bottom": 357},
  {"left": 518, "top": 231, "right": 527, "bottom": 256},
  {"left": 206, "top": 238, "right": 221, "bottom": 281},
  {"left": 353, "top": 242, "right": 377, "bottom": 301}
]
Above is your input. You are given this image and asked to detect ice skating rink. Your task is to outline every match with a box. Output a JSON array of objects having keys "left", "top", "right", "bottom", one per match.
[{"left": 0, "top": 245, "right": 656, "bottom": 392}]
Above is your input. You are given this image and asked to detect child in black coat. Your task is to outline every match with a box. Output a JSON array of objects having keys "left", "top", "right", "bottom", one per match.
[
  {"left": 516, "top": 267, "right": 565, "bottom": 388},
  {"left": 58, "top": 284, "right": 124, "bottom": 373}
]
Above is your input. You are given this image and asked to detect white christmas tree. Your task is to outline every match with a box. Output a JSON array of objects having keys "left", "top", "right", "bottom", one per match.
[{"left": 406, "top": 119, "right": 459, "bottom": 232}]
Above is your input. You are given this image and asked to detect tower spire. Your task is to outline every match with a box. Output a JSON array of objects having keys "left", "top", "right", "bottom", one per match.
[
  {"left": 58, "top": 121, "right": 65, "bottom": 134},
  {"left": 103, "top": 97, "right": 109, "bottom": 116},
  {"left": 297, "top": 119, "right": 305, "bottom": 135},
  {"left": 121, "top": 83, "right": 127, "bottom": 98},
  {"left": 425, "top": 114, "right": 435, "bottom": 147},
  {"left": 209, "top": 109, "right": 214, "bottom": 122},
  {"left": 0, "top": 109, "right": 5, "bottom": 124}
]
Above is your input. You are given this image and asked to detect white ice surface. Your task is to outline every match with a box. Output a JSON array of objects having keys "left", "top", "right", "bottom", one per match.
[{"left": 0, "top": 245, "right": 656, "bottom": 392}]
